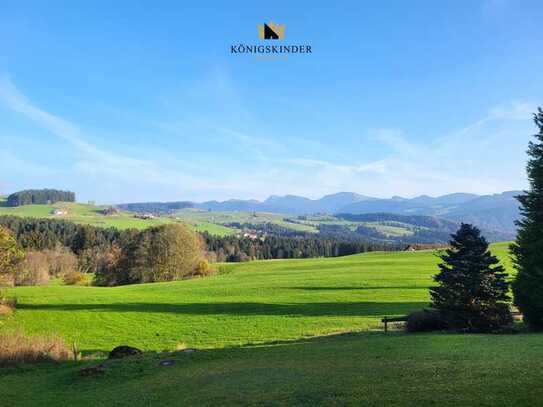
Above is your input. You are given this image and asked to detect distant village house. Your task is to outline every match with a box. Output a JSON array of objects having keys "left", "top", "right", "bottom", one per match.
[
  {"left": 134, "top": 213, "right": 156, "bottom": 220},
  {"left": 52, "top": 209, "right": 68, "bottom": 216},
  {"left": 242, "top": 230, "right": 259, "bottom": 240},
  {"left": 404, "top": 244, "right": 449, "bottom": 251}
]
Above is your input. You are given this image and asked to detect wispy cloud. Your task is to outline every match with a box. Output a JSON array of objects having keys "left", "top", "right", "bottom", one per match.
[
  {"left": 0, "top": 76, "right": 219, "bottom": 202},
  {"left": 366, "top": 102, "right": 538, "bottom": 196},
  {"left": 0, "top": 75, "right": 538, "bottom": 202}
]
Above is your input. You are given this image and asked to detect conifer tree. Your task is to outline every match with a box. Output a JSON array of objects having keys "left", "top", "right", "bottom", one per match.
[
  {"left": 431, "top": 223, "right": 511, "bottom": 331},
  {"left": 512, "top": 107, "right": 543, "bottom": 330}
]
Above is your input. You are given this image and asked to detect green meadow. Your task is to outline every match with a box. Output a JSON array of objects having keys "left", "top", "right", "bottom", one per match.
[
  {"left": 173, "top": 209, "right": 429, "bottom": 237},
  {"left": 174, "top": 208, "right": 319, "bottom": 233},
  {"left": 3, "top": 242, "right": 542, "bottom": 406},
  {"left": 0, "top": 200, "right": 234, "bottom": 236},
  {"left": 0, "top": 242, "right": 512, "bottom": 351},
  {"left": 3, "top": 333, "right": 543, "bottom": 406}
]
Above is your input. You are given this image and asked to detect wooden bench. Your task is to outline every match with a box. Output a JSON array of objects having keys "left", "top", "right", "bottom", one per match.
[{"left": 381, "top": 316, "right": 408, "bottom": 333}]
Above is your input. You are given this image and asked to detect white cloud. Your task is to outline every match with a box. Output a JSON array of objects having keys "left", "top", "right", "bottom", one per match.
[
  {"left": 0, "top": 75, "right": 538, "bottom": 202},
  {"left": 0, "top": 76, "right": 220, "bottom": 202},
  {"left": 365, "top": 103, "right": 537, "bottom": 196}
]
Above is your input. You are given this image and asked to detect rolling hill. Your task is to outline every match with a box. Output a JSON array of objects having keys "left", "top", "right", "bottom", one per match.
[
  {"left": 117, "top": 191, "right": 521, "bottom": 236},
  {"left": 4, "top": 243, "right": 543, "bottom": 406},
  {"left": 340, "top": 191, "right": 520, "bottom": 234},
  {"left": 1, "top": 243, "right": 512, "bottom": 351},
  {"left": 0, "top": 199, "right": 234, "bottom": 236}
]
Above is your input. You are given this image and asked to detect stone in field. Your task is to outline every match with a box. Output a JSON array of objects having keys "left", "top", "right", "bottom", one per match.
[{"left": 108, "top": 345, "right": 143, "bottom": 360}]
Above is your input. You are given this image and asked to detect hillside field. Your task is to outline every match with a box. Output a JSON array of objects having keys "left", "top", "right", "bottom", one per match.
[
  {"left": 0, "top": 200, "right": 234, "bottom": 236},
  {"left": 4, "top": 244, "right": 514, "bottom": 351},
  {"left": 173, "top": 209, "right": 436, "bottom": 238},
  {"left": 3, "top": 242, "right": 541, "bottom": 406}
]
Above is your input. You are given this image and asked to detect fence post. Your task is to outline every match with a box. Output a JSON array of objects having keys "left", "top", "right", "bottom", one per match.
[
  {"left": 383, "top": 316, "right": 388, "bottom": 334},
  {"left": 72, "top": 341, "right": 79, "bottom": 362}
]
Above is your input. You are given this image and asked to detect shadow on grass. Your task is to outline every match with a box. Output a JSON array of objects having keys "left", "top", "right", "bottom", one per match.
[
  {"left": 283, "top": 286, "right": 429, "bottom": 291},
  {"left": 0, "top": 330, "right": 399, "bottom": 374},
  {"left": 18, "top": 301, "right": 428, "bottom": 317}
]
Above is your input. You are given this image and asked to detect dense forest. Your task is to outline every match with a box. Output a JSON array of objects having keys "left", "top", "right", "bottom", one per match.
[
  {"left": 0, "top": 216, "right": 127, "bottom": 253},
  {"left": 6, "top": 189, "right": 75, "bottom": 207},
  {"left": 203, "top": 232, "right": 395, "bottom": 262}
]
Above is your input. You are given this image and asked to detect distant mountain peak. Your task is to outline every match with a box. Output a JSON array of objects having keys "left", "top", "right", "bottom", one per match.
[{"left": 117, "top": 190, "right": 522, "bottom": 235}]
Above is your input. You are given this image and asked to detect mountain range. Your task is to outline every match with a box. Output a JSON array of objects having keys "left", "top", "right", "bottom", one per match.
[{"left": 118, "top": 191, "right": 522, "bottom": 235}]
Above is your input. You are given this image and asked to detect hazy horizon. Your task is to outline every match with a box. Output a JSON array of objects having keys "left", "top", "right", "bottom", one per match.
[{"left": 1, "top": 188, "right": 523, "bottom": 206}]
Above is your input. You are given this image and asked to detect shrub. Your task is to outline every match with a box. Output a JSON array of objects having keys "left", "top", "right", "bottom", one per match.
[
  {"left": 193, "top": 259, "right": 216, "bottom": 277},
  {"left": 0, "top": 226, "right": 24, "bottom": 281},
  {"left": 44, "top": 245, "right": 77, "bottom": 277},
  {"left": 444, "top": 303, "right": 514, "bottom": 333},
  {"left": 132, "top": 224, "right": 204, "bottom": 283},
  {"left": 0, "top": 293, "right": 16, "bottom": 316},
  {"left": 405, "top": 309, "right": 448, "bottom": 333},
  {"left": 0, "top": 331, "right": 72, "bottom": 367},
  {"left": 0, "top": 273, "right": 14, "bottom": 287},
  {"left": 0, "top": 304, "right": 13, "bottom": 316},
  {"left": 15, "top": 251, "right": 50, "bottom": 286},
  {"left": 77, "top": 247, "right": 103, "bottom": 274},
  {"left": 203, "top": 251, "right": 218, "bottom": 263},
  {"left": 93, "top": 244, "right": 125, "bottom": 286},
  {"left": 62, "top": 271, "right": 89, "bottom": 286}
]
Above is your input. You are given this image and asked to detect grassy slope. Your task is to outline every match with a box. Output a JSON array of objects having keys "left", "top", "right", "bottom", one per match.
[
  {"left": 3, "top": 242, "right": 543, "bottom": 406},
  {"left": 173, "top": 209, "right": 447, "bottom": 238},
  {"left": 1, "top": 243, "right": 512, "bottom": 352},
  {"left": 0, "top": 201, "right": 233, "bottom": 235},
  {"left": 174, "top": 209, "right": 318, "bottom": 233},
  {"left": 2, "top": 333, "right": 542, "bottom": 406}
]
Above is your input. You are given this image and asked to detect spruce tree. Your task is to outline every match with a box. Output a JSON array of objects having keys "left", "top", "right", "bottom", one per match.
[
  {"left": 512, "top": 107, "right": 543, "bottom": 330},
  {"left": 431, "top": 223, "right": 511, "bottom": 331}
]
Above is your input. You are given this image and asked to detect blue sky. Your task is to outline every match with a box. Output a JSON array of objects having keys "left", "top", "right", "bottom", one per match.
[{"left": 1, "top": 0, "right": 542, "bottom": 203}]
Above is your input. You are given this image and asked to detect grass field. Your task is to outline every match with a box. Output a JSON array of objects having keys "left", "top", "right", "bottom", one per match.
[
  {"left": 174, "top": 208, "right": 319, "bottom": 233},
  {"left": 0, "top": 201, "right": 234, "bottom": 236},
  {"left": 3, "top": 241, "right": 538, "bottom": 406},
  {"left": 2, "top": 333, "right": 542, "bottom": 406},
  {"left": 1, "top": 243, "right": 512, "bottom": 351},
  {"left": 172, "top": 209, "right": 444, "bottom": 238}
]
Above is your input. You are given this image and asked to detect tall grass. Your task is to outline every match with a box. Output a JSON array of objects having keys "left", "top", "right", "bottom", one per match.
[
  {"left": 0, "top": 331, "right": 72, "bottom": 366},
  {"left": 0, "top": 292, "right": 16, "bottom": 315}
]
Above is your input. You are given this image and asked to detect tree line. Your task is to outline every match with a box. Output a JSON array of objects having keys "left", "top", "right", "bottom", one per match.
[
  {"left": 0, "top": 216, "right": 393, "bottom": 262},
  {"left": 203, "top": 232, "right": 395, "bottom": 262},
  {"left": 0, "top": 215, "right": 396, "bottom": 286},
  {"left": 6, "top": 189, "right": 75, "bottom": 207},
  {"left": 0, "top": 222, "right": 207, "bottom": 287}
]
